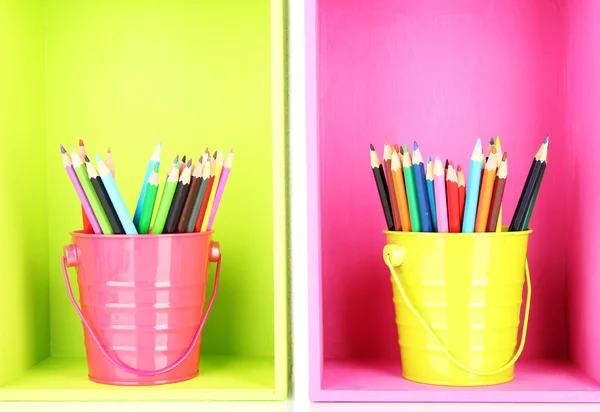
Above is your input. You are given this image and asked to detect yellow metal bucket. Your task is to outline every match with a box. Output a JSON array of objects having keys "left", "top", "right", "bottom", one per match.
[{"left": 382, "top": 227, "right": 532, "bottom": 386}]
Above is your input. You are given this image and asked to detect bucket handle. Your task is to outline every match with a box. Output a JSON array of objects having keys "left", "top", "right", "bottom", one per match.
[
  {"left": 60, "top": 243, "right": 221, "bottom": 377},
  {"left": 383, "top": 244, "right": 531, "bottom": 377}
]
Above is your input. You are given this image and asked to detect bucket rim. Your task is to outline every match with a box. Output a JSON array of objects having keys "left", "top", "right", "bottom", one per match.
[
  {"left": 383, "top": 227, "right": 532, "bottom": 237},
  {"left": 69, "top": 229, "right": 215, "bottom": 239}
]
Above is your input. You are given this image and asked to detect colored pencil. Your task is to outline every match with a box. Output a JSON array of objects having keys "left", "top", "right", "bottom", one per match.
[
  {"left": 426, "top": 156, "right": 437, "bottom": 232},
  {"left": 96, "top": 155, "right": 138, "bottom": 234},
  {"left": 195, "top": 158, "right": 217, "bottom": 232},
  {"left": 462, "top": 138, "right": 484, "bottom": 233},
  {"left": 105, "top": 147, "right": 115, "bottom": 177},
  {"left": 370, "top": 144, "right": 394, "bottom": 231},
  {"left": 60, "top": 145, "right": 102, "bottom": 234},
  {"left": 383, "top": 141, "right": 401, "bottom": 231},
  {"left": 509, "top": 137, "right": 549, "bottom": 231},
  {"left": 133, "top": 142, "right": 161, "bottom": 227},
  {"left": 186, "top": 160, "right": 211, "bottom": 233},
  {"left": 446, "top": 164, "right": 461, "bottom": 233},
  {"left": 411, "top": 142, "right": 433, "bottom": 232},
  {"left": 177, "top": 161, "right": 204, "bottom": 233},
  {"left": 518, "top": 138, "right": 549, "bottom": 231},
  {"left": 85, "top": 155, "right": 124, "bottom": 235},
  {"left": 179, "top": 155, "right": 187, "bottom": 174},
  {"left": 163, "top": 159, "right": 192, "bottom": 233},
  {"left": 72, "top": 149, "right": 113, "bottom": 235},
  {"left": 138, "top": 164, "right": 160, "bottom": 235},
  {"left": 402, "top": 146, "right": 421, "bottom": 232},
  {"left": 487, "top": 152, "right": 508, "bottom": 232},
  {"left": 391, "top": 148, "right": 411, "bottom": 231},
  {"left": 201, "top": 150, "right": 224, "bottom": 232},
  {"left": 475, "top": 146, "right": 498, "bottom": 232},
  {"left": 77, "top": 139, "right": 93, "bottom": 233},
  {"left": 457, "top": 164, "right": 466, "bottom": 227},
  {"left": 150, "top": 162, "right": 179, "bottom": 234},
  {"left": 433, "top": 157, "right": 448, "bottom": 233},
  {"left": 206, "top": 149, "right": 233, "bottom": 231},
  {"left": 494, "top": 137, "right": 503, "bottom": 231}
]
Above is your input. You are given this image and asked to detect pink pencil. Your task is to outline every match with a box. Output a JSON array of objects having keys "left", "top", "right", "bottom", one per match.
[
  {"left": 60, "top": 144, "right": 102, "bottom": 234},
  {"left": 206, "top": 149, "right": 233, "bottom": 231},
  {"left": 433, "top": 157, "right": 448, "bottom": 233}
]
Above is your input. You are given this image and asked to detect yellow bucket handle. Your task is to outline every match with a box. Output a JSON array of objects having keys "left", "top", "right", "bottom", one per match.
[{"left": 383, "top": 244, "right": 531, "bottom": 377}]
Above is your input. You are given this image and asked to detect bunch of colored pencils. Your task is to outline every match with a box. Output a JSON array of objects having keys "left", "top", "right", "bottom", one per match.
[
  {"left": 370, "top": 136, "right": 549, "bottom": 233},
  {"left": 60, "top": 140, "right": 233, "bottom": 235}
]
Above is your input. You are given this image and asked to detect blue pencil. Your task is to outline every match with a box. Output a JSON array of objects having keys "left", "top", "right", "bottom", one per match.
[
  {"left": 411, "top": 142, "right": 433, "bottom": 232},
  {"left": 426, "top": 156, "right": 437, "bottom": 232},
  {"left": 133, "top": 142, "right": 162, "bottom": 228},
  {"left": 96, "top": 155, "right": 138, "bottom": 235},
  {"left": 461, "top": 138, "right": 484, "bottom": 233}
]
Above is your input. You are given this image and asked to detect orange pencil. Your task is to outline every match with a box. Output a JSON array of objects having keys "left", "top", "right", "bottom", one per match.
[
  {"left": 457, "top": 164, "right": 466, "bottom": 226},
  {"left": 475, "top": 146, "right": 498, "bottom": 232},
  {"left": 446, "top": 164, "right": 461, "bottom": 233},
  {"left": 391, "top": 148, "right": 411, "bottom": 231}
]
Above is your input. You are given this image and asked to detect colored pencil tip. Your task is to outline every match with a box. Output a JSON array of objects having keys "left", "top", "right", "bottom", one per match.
[
  {"left": 158, "top": 141, "right": 162, "bottom": 147},
  {"left": 503, "top": 152, "right": 508, "bottom": 161},
  {"left": 544, "top": 135, "right": 550, "bottom": 143},
  {"left": 404, "top": 145, "right": 409, "bottom": 152},
  {"left": 369, "top": 143, "right": 375, "bottom": 150},
  {"left": 95, "top": 154, "right": 102, "bottom": 162},
  {"left": 413, "top": 141, "right": 419, "bottom": 150},
  {"left": 79, "top": 139, "right": 84, "bottom": 146},
  {"left": 427, "top": 155, "right": 431, "bottom": 162},
  {"left": 187, "top": 158, "right": 192, "bottom": 167},
  {"left": 229, "top": 148, "right": 234, "bottom": 153},
  {"left": 181, "top": 155, "right": 186, "bottom": 163},
  {"left": 59, "top": 144, "right": 66, "bottom": 154},
  {"left": 475, "top": 138, "right": 481, "bottom": 148},
  {"left": 205, "top": 147, "right": 209, "bottom": 154},
  {"left": 84, "top": 155, "right": 90, "bottom": 162},
  {"left": 457, "top": 164, "right": 462, "bottom": 172},
  {"left": 107, "top": 147, "right": 111, "bottom": 153},
  {"left": 174, "top": 154, "right": 179, "bottom": 163},
  {"left": 384, "top": 138, "right": 389, "bottom": 146},
  {"left": 489, "top": 138, "right": 495, "bottom": 145}
]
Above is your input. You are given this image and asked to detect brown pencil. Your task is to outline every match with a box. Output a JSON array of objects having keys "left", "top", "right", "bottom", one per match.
[
  {"left": 163, "top": 159, "right": 192, "bottom": 233},
  {"left": 370, "top": 144, "right": 394, "bottom": 230},
  {"left": 176, "top": 160, "right": 204, "bottom": 233},
  {"left": 487, "top": 152, "right": 508, "bottom": 232},
  {"left": 383, "top": 140, "right": 401, "bottom": 230},
  {"left": 475, "top": 146, "right": 498, "bottom": 232}
]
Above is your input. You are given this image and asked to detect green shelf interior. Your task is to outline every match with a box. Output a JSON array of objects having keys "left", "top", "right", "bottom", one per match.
[{"left": 0, "top": 0, "right": 287, "bottom": 401}]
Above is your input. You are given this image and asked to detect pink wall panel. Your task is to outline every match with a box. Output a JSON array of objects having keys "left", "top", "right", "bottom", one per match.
[
  {"left": 566, "top": 0, "right": 600, "bottom": 383},
  {"left": 317, "top": 0, "right": 569, "bottom": 361}
]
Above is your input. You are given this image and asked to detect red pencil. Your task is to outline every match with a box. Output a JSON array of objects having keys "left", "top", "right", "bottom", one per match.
[
  {"left": 457, "top": 164, "right": 466, "bottom": 227},
  {"left": 446, "top": 164, "right": 461, "bottom": 233},
  {"left": 78, "top": 139, "right": 93, "bottom": 233}
]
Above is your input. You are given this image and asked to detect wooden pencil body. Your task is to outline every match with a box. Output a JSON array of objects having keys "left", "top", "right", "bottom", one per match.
[
  {"left": 177, "top": 175, "right": 202, "bottom": 232},
  {"left": 486, "top": 177, "right": 507, "bottom": 232},
  {"left": 90, "top": 176, "right": 125, "bottom": 234},
  {"left": 373, "top": 164, "right": 394, "bottom": 231},
  {"left": 163, "top": 182, "right": 190, "bottom": 233},
  {"left": 384, "top": 158, "right": 401, "bottom": 231}
]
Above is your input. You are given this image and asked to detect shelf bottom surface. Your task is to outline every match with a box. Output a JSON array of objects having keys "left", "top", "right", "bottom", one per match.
[
  {"left": 317, "top": 358, "right": 600, "bottom": 403},
  {"left": 1, "top": 355, "right": 276, "bottom": 401}
]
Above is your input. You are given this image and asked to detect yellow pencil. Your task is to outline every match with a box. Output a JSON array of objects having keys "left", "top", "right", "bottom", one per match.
[
  {"left": 200, "top": 148, "right": 224, "bottom": 231},
  {"left": 495, "top": 136, "right": 503, "bottom": 232}
]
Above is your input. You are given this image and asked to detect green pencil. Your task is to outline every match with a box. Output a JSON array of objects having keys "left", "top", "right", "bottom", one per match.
[
  {"left": 138, "top": 164, "right": 160, "bottom": 234},
  {"left": 71, "top": 150, "right": 113, "bottom": 234},
  {"left": 402, "top": 146, "right": 421, "bottom": 232},
  {"left": 151, "top": 165, "right": 179, "bottom": 234}
]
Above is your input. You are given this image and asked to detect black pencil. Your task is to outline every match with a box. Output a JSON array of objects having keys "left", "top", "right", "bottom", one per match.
[
  {"left": 163, "top": 158, "right": 192, "bottom": 233},
  {"left": 509, "top": 137, "right": 549, "bottom": 231},
  {"left": 185, "top": 160, "right": 211, "bottom": 232},
  {"left": 84, "top": 155, "right": 125, "bottom": 234},
  {"left": 370, "top": 144, "right": 394, "bottom": 230}
]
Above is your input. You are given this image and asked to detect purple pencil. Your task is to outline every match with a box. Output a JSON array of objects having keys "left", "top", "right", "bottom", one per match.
[
  {"left": 206, "top": 149, "right": 233, "bottom": 231},
  {"left": 433, "top": 157, "right": 449, "bottom": 233},
  {"left": 60, "top": 144, "right": 102, "bottom": 234}
]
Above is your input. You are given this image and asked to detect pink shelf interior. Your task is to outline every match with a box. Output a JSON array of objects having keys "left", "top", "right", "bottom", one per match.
[{"left": 308, "top": 0, "right": 600, "bottom": 403}]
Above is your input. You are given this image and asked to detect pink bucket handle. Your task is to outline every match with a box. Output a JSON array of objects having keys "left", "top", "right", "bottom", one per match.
[{"left": 61, "top": 242, "right": 221, "bottom": 377}]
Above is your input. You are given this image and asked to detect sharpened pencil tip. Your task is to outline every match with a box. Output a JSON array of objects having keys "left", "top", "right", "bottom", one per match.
[
  {"left": 84, "top": 155, "right": 90, "bottom": 162},
  {"left": 369, "top": 143, "right": 375, "bottom": 150},
  {"left": 79, "top": 139, "right": 84, "bottom": 146},
  {"left": 187, "top": 158, "right": 192, "bottom": 167},
  {"left": 229, "top": 148, "right": 233, "bottom": 153},
  {"left": 457, "top": 164, "right": 462, "bottom": 172},
  {"left": 59, "top": 144, "right": 66, "bottom": 154},
  {"left": 384, "top": 138, "right": 389, "bottom": 146},
  {"left": 427, "top": 155, "right": 431, "bottom": 162},
  {"left": 413, "top": 141, "right": 419, "bottom": 150},
  {"left": 490, "top": 138, "right": 495, "bottom": 145},
  {"left": 174, "top": 154, "right": 179, "bottom": 163},
  {"left": 544, "top": 135, "right": 550, "bottom": 143},
  {"left": 95, "top": 154, "right": 102, "bottom": 162},
  {"left": 404, "top": 145, "right": 409, "bottom": 152},
  {"left": 475, "top": 138, "right": 481, "bottom": 148},
  {"left": 107, "top": 147, "right": 111, "bottom": 153}
]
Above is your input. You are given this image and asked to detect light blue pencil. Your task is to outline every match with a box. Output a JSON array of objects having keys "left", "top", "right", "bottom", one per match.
[
  {"left": 96, "top": 155, "right": 138, "bottom": 235},
  {"left": 461, "top": 138, "right": 484, "bottom": 233},
  {"left": 133, "top": 142, "right": 162, "bottom": 228},
  {"left": 426, "top": 156, "right": 437, "bottom": 232}
]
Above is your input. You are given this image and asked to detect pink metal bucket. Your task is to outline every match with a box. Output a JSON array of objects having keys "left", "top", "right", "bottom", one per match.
[{"left": 61, "top": 230, "right": 221, "bottom": 386}]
